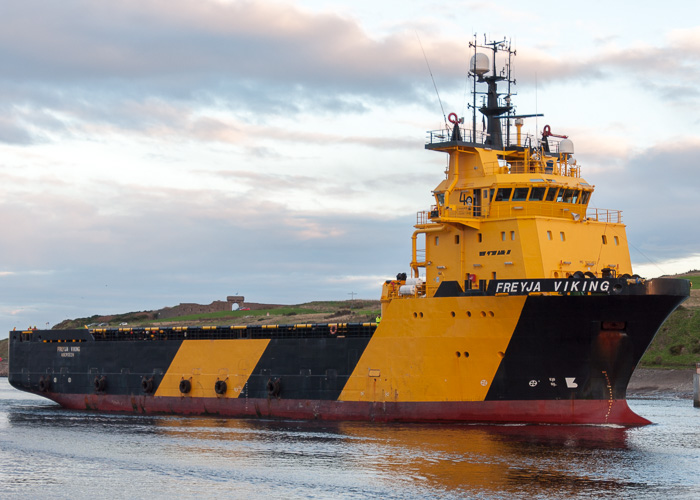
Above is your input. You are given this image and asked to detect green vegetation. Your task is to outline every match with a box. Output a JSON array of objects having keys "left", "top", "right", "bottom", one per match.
[
  {"left": 51, "top": 301, "right": 381, "bottom": 330},
  {"left": 54, "top": 311, "right": 157, "bottom": 329},
  {"left": 640, "top": 306, "right": 700, "bottom": 368},
  {"left": 154, "top": 306, "right": 319, "bottom": 323}
]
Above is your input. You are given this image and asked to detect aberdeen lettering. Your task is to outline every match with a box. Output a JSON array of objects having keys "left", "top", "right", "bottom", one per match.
[{"left": 489, "top": 278, "right": 613, "bottom": 295}]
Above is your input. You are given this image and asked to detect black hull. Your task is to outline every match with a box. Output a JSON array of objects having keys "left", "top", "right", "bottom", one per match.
[{"left": 8, "top": 278, "right": 690, "bottom": 425}]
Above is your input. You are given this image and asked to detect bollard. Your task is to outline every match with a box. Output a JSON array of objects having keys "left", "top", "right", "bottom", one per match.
[{"left": 695, "top": 363, "right": 700, "bottom": 408}]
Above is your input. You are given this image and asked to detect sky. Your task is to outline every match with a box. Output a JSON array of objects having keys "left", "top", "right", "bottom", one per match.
[{"left": 2, "top": 0, "right": 700, "bottom": 336}]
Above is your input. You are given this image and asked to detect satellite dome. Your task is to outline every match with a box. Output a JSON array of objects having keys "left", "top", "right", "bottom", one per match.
[
  {"left": 470, "top": 53, "right": 489, "bottom": 76},
  {"left": 559, "top": 138, "right": 574, "bottom": 154}
]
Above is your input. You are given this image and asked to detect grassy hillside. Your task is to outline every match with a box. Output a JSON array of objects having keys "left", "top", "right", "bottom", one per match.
[
  {"left": 52, "top": 300, "right": 381, "bottom": 329},
  {"left": 640, "top": 305, "right": 700, "bottom": 368}
]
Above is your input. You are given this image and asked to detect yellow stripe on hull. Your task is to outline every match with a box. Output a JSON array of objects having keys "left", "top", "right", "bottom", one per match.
[
  {"left": 155, "top": 339, "right": 270, "bottom": 398},
  {"left": 339, "top": 295, "right": 526, "bottom": 403}
]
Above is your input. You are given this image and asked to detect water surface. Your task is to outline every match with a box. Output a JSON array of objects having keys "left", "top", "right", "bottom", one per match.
[{"left": 1, "top": 379, "right": 699, "bottom": 499}]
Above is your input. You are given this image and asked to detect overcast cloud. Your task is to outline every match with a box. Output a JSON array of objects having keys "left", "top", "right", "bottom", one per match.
[{"left": 2, "top": 0, "right": 700, "bottom": 335}]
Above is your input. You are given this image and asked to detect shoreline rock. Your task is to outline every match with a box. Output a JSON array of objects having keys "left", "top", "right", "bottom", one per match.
[{"left": 627, "top": 368, "right": 695, "bottom": 398}]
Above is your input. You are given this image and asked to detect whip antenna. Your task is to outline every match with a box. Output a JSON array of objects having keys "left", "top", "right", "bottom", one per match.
[{"left": 416, "top": 32, "right": 447, "bottom": 125}]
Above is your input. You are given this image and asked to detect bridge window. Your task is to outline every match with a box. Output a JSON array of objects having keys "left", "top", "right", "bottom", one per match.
[
  {"left": 571, "top": 190, "right": 581, "bottom": 203},
  {"left": 580, "top": 191, "right": 591, "bottom": 204},
  {"left": 512, "top": 187, "right": 529, "bottom": 201},
  {"left": 545, "top": 188, "right": 558, "bottom": 201},
  {"left": 495, "top": 188, "right": 512, "bottom": 201},
  {"left": 529, "top": 187, "right": 546, "bottom": 201},
  {"left": 560, "top": 189, "right": 575, "bottom": 203}
]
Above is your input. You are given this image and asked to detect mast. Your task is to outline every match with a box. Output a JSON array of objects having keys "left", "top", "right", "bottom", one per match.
[{"left": 468, "top": 37, "right": 516, "bottom": 149}]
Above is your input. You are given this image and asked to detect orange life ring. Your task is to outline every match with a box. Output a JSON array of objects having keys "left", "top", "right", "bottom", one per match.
[
  {"left": 448, "top": 112, "right": 459, "bottom": 124},
  {"left": 329, "top": 324, "right": 337, "bottom": 335}
]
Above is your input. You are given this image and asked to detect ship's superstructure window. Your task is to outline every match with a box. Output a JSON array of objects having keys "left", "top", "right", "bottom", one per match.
[
  {"left": 560, "top": 232, "right": 566, "bottom": 242},
  {"left": 510, "top": 231, "right": 515, "bottom": 240},
  {"left": 580, "top": 191, "right": 591, "bottom": 204},
  {"left": 501, "top": 231, "right": 506, "bottom": 241},
  {"left": 512, "top": 187, "right": 529, "bottom": 201},
  {"left": 455, "top": 235, "right": 460, "bottom": 244},
  {"left": 547, "top": 231, "right": 552, "bottom": 240},
  {"left": 559, "top": 189, "right": 574, "bottom": 203},
  {"left": 495, "top": 188, "right": 511, "bottom": 201},
  {"left": 602, "top": 235, "right": 608, "bottom": 245},
  {"left": 545, "top": 188, "right": 558, "bottom": 201},
  {"left": 478, "top": 233, "right": 482, "bottom": 242},
  {"left": 435, "top": 236, "right": 439, "bottom": 246},
  {"left": 436, "top": 193, "right": 445, "bottom": 206},
  {"left": 614, "top": 236, "right": 619, "bottom": 246},
  {"left": 529, "top": 187, "right": 546, "bottom": 201}
]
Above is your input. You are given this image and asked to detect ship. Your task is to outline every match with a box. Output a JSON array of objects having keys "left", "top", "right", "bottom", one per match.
[{"left": 8, "top": 37, "right": 690, "bottom": 425}]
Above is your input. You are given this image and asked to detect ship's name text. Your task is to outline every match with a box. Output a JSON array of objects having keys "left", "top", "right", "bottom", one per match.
[
  {"left": 492, "top": 279, "right": 612, "bottom": 295},
  {"left": 57, "top": 345, "right": 81, "bottom": 357}
]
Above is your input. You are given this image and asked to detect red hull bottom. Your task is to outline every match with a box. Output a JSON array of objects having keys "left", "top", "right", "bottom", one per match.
[{"left": 45, "top": 394, "right": 651, "bottom": 426}]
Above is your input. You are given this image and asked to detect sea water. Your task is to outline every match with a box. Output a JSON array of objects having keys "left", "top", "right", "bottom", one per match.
[{"left": 1, "top": 378, "right": 699, "bottom": 499}]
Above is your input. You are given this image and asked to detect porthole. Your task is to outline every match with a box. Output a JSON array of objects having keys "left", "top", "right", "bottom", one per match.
[
  {"left": 450, "top": 311, "right": 456, "bottom": 317},
  {"left": 456, "top": 351, "right": 461, "bottom": 358},
  {"left": 480, "top": 311, "right": 486, "bottom": 318},
  {"left": 413, "top": 312, "right": 417, "bottom": 319},
  {"left": 419, "top": 312, "right": 424, "bottom": 318},
  {"left": 467, "top": 311, "right": 472, "bottom": 317},
  {"left": 488, "top": 311, "right": 494, "bottom": 318},
  {"left": 464, "top": 352, "right": 470, "bottom": 358}
]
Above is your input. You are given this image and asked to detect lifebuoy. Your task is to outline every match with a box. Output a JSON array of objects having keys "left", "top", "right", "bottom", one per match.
[
  {"left": 214, "top": 380, "right": 227, "bottom": 395},
  {"left": 448, "top": 112, "right": 459, "bottom": 124},
  {"left": 329, "top": 324, "right": 337, "bottom": 335},
  {"left": 543, "top": 124, "right": 551, "bottom": 136},
  {"left": 179, "top": 379, "right": 191, "bottom": 394},
  {"left": 141, "top": 376, "right": 154, "bottom": 394}
]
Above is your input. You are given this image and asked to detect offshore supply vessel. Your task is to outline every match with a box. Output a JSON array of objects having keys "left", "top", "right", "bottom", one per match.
[{"left": 9, "top": 38, "right": 690, "bottom": 425}]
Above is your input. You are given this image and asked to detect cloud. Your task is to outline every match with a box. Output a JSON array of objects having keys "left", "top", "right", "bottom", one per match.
[{"left": 590, "top": 138, "right": 700, "bottom": 261}]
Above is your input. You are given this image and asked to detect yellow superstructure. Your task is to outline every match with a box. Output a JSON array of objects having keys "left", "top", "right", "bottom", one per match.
[{"left": 407, "top": 141, "right": 632, "bottom": 300}]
